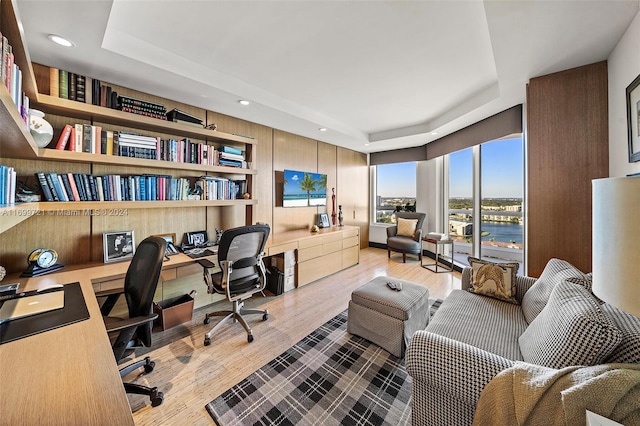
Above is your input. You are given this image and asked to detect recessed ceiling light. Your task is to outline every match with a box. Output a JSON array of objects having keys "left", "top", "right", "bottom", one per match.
[
  {"left": 319, "top": 127, "right": 327, "bottom": 132},
  {"left": 364, "top": 143, "right": 370, "bottom": 146},
  {"left": 47, "top": 34, "right": 74, "bottom": 47},
  {"left": 238, "top": 100, "right": 250, "bottom": 106},
  {"left": 431, "top": 131, "right": 438, "bottom": 135}
]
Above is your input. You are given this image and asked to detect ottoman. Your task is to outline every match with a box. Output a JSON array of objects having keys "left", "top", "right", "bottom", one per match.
[{"left": 347, "top": 276, "right": 430, "bottom": 357}]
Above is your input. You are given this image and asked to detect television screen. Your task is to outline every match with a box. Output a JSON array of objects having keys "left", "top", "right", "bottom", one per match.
[{"left": 283, "top": 169, "right": 327, "bottom": 207}]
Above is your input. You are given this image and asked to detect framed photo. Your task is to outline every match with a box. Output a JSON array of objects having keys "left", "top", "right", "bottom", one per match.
[
  {"left": 103, "top": 231, "right": 135, "bottom": 263},
  {"left": 319, "top": 213, "right": 331, "bottom": 228},
  {"left": 626, "top": 73, "right": 640, "bottom": 163},
  {"left": 153, "top": 233, "right": 176, "bottom": 245}
]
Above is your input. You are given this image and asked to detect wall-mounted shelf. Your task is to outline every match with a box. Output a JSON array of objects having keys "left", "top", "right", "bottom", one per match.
[{"left": 32, "top": 94, "right": 256, "bottom": 148}]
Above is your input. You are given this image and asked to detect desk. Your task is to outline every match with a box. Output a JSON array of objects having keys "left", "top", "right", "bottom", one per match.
[{"left": 0, "top": 253, "right": 213, "bottom": 425}]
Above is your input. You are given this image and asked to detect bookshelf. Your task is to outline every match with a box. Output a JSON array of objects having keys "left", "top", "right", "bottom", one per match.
[{"left": 0, "top": 0, "right": 257, "bottom": 237}]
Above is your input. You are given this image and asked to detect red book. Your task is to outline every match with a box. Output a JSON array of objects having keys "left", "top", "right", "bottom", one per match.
[
  {"left": 67, "top": 173, "right": 80, "bottom": 201},
  {"left": 55, "top": 124, "right": 73, "bottom": 150},
  {"left": 68, "top": 126, "right": 76, "bottom": 151}
]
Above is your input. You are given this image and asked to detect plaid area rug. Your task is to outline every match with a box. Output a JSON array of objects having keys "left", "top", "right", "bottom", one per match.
[{"left": 206, "top": 298, "right": 443, "bottom": 425}]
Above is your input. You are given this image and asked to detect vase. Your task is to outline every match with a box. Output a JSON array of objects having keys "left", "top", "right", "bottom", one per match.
[{"left": 29, "top": 109, "right": 54, "bottom": 148}]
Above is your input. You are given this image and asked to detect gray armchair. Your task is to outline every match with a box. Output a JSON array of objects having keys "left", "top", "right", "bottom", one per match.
[{"left": 386, "top": 212, "right": 426, "bottom": 262}]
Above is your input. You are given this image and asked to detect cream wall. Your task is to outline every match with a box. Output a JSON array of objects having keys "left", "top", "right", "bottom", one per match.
[{"left": 608, "top": 10, "right": 640, "bottom": 177}]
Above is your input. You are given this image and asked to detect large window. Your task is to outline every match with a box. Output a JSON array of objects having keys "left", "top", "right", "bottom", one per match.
[
  {"left": 375, "top": 162, "right": 416, "bottom": 223},
  {"left": 447, "top": 136, "right": 524, "bottom": 270}
]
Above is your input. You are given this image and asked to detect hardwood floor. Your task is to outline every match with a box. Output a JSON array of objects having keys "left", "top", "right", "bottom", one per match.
[{"left": 129, "top": 247, "right": 461, "bottom": 425}]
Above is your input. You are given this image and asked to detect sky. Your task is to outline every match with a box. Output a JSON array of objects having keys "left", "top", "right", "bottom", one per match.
[
  {"left": 449, "top": 137, "right": 523, "bottom": 198},
  {"left": 377, "top": 137, "right": 523, "bottom": 198}
]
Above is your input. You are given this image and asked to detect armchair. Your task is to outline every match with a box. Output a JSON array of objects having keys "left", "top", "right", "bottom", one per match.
[
  {"left": 386, "top": 212, "right": 426, "bottom": 262},
  {"left": 198, "top": 224, "right": 270, "bottom": 346},
  {"left": 101, "top": 236, "right": 166, "bottom": 408}
]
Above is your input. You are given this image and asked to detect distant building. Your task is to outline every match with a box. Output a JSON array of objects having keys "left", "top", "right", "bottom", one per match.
[{"left": 450, "top": 220, "right": 472, "bottom": 236}]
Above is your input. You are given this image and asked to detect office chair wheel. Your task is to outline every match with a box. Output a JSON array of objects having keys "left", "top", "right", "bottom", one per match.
[
  {"left": 247, "top": 334, "right": 254, "bottom": 343},
  {"left": 144, "top": 360, "right": 155, "bottom": 374},
  {"left": 204, "top": 316, "right": 211, "bottom": 325},
  {"left": 150, "top": 389, "right": 164, "bottom": 407},
  {"left": 204, "top": 337, "right": 211, "bottom": 346},
  {"left": 263, "top": 313, "right": 268, "bottom": 321}
]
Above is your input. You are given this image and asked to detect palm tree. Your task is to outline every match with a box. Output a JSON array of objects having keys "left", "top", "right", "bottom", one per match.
[{"left": 299, "top": 173, "right": 318, "bottom": 206}]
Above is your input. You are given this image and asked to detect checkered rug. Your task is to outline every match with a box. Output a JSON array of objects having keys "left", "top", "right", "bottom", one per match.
[{"left": 206, "top": 299, "right": 443, "bottom": 426}]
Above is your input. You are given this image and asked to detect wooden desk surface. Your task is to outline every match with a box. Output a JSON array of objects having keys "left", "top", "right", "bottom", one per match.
[{"left": 0, "top": 253, "right": 204, "bottom": 425}]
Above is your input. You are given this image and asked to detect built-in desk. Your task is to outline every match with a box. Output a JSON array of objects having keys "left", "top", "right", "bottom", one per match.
[
  {"left": 265, "top": 225, "right": 360, "bottom": 287},
  {"left": 0, "top": 253, "right": 215, "bottom": 425}
]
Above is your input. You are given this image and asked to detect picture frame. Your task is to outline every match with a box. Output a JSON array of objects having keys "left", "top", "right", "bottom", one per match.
[
  {"left": 153, "top": 233, "right": 176, "bottom": 245},
  {"left": 319, "top": 213, "right": 331, "bottom": 228},
  {"left": 103, "top": 230, "right": 135, "bottom": 263},
  {"left": 626, "top": 73, "right": 640, "bottom": 163}
]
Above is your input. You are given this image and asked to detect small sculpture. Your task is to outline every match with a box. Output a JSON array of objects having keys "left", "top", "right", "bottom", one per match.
[
  {"left": 310, "top": 225, "right": 319, "bottom": 233},
  {"left": 338, "top": 205, "right": 344, "bottom": 227},
  {"left": 331, "top": 188, "right": 337, "bottom": 225}
]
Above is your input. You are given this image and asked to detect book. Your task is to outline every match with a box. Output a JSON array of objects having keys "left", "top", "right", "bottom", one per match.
[
  {"left": 91, "top": 79, "right": 100, "bottom": 106},
  {"left": 85, "top": 77, "right": 93, "bottom": 105},
  {"left": 60, "top": 173, "right": 75, "bottom": 201},
  {"left": 55, "top": 124, "right": 73, "bottom": 150},
  {"left": 67, "top": 173, "right": 80, "bottom": 201},
  {"left": 82, "top": 124, "right": 92, "bottom": 153},
  {"left": 74, "top": 124, "right": 83, "bottom": 152},
  {"left": 49, "top": 67, "right": 59, "bottom": 98},
  {"left": 35, "top": 172, "right": 54, "bottom": 202},
  {"left": 106, "top": 130, "right": 114, "bottom": 155},
  {"left": 58, "top": 70, "right": 68, "bottom": 99},
  {"left": 220, "top": 146, "right": 242, "bottom": 155},
  {"left": 73, "top": 174, "right": 87, "bottom": 201},
  {"left": 166, "top": 108, "right": 203, "bottom": 124},
  {"left": 76, "top": 75, "right": 85, "bottom": 103},
  {"left": 1, "top": 35, "right": 9, "bottom": 88},
  {"left": 68, "top": 73, "right": 76, "bottom": 101},
  {"left": 44, "top": 173, "right": 60, "bottom": 201}
]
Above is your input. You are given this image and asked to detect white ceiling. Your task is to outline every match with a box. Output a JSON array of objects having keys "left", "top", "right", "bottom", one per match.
[{"left": 15, "top": 0, "right": 639, "bottom": 153}]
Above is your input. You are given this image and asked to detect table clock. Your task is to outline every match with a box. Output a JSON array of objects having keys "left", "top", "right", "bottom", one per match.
[{"left": 21, "top": 248, "right": 64, "bottom": 277}]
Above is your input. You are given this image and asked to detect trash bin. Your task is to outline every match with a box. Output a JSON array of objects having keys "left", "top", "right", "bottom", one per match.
[{"left": 153, "top": 290, "right": 196, "bottom": 330}]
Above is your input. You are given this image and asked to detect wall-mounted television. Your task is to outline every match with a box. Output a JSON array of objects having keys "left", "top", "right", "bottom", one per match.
[{"left": 283, "top": 169, "right": 327, "bottom": 207}]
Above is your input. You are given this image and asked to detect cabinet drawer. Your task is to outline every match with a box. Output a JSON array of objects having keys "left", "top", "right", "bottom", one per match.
[
  {"left": 342, "top": 228, "right": 359, "bottom": 238},
  {"left": 343, "top": 245, "right": 359, "bottom": 268},
  {"left": 323, "top": 240, "right": 342, "bottom": 255},
  {"left": 99, "top": 278, "right": 125, "bottom": 292},
  {"left": 268, "top": 241, "right": 298, "bottom": 255},
  {"left": 298, "top": 251, "right": 342, "bottom": 286},
  {"left": 176, "top": 263, "right": 204, "bottom": 278},
  {"left": 342, "top": 236, "right": 359, "bottom": 249},
  {"left": 298, "top": 245, "right": 323, "bottom": 262}
]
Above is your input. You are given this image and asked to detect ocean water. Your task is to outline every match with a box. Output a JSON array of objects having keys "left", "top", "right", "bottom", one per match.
[{"left": 480, "top": 222, "right": 523, "bottom": 244}]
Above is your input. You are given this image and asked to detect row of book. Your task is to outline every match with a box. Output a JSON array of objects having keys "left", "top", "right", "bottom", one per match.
[
  {"left": 35, "top": 172, "right": 246, "bottom": 203},
  {"left": 49, "top": 67, "right": 118, "bottom": 108},
  {"left": 118, "top": 96, "right": 167, "bottom": 120},
  {"left": 1, "top": 32, "right": 29, "bottom": 124},
  {"left": 54, "top": 124, "right": 247, "bottom": 167},
  {"left": 0, "top": 164, "right": 17, "bottom": 205}
]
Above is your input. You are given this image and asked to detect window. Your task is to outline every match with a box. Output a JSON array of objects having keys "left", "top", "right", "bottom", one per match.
[
  {"left": 375, "top": 162, "right": 416, "bottom": 224},
  {"left": 446, "top": 136, "right": 524, "bottom": 270}
]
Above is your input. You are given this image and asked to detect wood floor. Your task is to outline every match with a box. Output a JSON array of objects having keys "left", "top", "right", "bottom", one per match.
[{"left": 129, "top": 247, "right": 461, "bottom": 425}]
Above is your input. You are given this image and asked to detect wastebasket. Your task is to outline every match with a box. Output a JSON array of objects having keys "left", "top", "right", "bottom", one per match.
[
  {"left": 266, "top": 266, "right": 284, "bottom": 296},
  {"left": 153, "top": 290, "right": 196, "bottom": 330}
]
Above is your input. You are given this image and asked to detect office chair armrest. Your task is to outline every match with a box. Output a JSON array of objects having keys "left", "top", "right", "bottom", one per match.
[
  {"left": 98, "top": 288, "right": 126, "bottom": 316},
  {"left": 104, "top": 313, "right": 158, "bottom": 333}
]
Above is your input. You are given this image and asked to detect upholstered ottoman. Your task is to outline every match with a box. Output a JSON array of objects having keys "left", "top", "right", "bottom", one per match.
[{"left": 347, "top": 276, "right": 430, "bottom": 357}]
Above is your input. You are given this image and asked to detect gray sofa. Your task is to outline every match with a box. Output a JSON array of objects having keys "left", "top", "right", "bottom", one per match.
[{"left": 406, "top": 258, "right": 640, "bottom": 425}]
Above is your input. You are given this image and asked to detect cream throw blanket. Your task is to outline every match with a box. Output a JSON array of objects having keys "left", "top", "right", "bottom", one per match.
[{"left": 473, "top": 362, "right": 640, "bottom": 426}]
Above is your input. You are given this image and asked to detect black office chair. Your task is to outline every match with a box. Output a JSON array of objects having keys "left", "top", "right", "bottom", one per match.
[
  {"left": 198, "top": 224, "right": 270, "bottom": 346},
  {"left": 101, "top": 236, "right": 166, "bottom": 408}
]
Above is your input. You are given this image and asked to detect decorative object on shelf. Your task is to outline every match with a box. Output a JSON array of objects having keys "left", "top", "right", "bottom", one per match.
[
  {"left": 0, "top": 265, "right": 6, "bottom": 282},
  {"left": 310, "top": 225, "right": 319, "bottom": 233},
  {"left": 338, "top": 205, "right": 344, "bottom": 226},
  {"left": 331, "top": 188, "right": 337, "bottom": 225},
  {"left": 28, "top": 109, "right": 54, "bottom": 148},
  {"left": 205, "top": 123, "right": 218, "bottom": 131},
  {"left": 626, "top": 73, "right": 640, "bottom": 162},
  {"left": 16, "top": 179, "right": 40, "bottom": 202},
  {"left": 21, "top": 248, "right": 64, "bottom": 277},
  {"left": 243, "top": 192, "right": 251, "bottom": 199},
  {"left": 103, "top": 231, "right": 135, "bottom": 263}
]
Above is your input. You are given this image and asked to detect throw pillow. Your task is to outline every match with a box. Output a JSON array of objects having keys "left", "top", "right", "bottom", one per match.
[
  {"left": 601, "top": 303, "right": 640, "bottom": 363},
  {"left": 519, "top": 280, "right": 622, "bottom": 369},
  {"left": 467, "top": 257, "right": 519, "bottom": 304},
  {"left": 397, "top": 218, "right": 418, "bottom": 237},
  {"left": 521, "top": 258, "right": 587, "bottom": 324}
]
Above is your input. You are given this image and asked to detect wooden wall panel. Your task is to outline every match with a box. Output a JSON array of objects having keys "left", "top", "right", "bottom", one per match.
[
  {"left": 317, "top": 142, "right": 337, "bottom": 221},
  {"left": 337, "top": 147, "right": 369, "bottom": 247},
  {"left": 527, "top": 61, "right": 608, "bottom": 276},
  {"left": 272, "top": 130, "right": 318, "bottom": 234}
]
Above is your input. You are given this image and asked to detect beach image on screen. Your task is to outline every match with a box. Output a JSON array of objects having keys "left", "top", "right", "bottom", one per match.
[{"left": 283, "top": 169, "right": 327, "bottom": 207}]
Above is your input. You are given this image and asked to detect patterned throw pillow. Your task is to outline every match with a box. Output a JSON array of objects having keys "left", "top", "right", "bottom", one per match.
[
  {"left": 397, "top": 218, "right": 418, "bottom": 237},
  {"left": 519, "top": 280, "right": 622, "bottom": 368},
  {"left": 601, "top": 303, "right": 640, "bottom": 363},
  {"left": 521, "top": 258, "right": 587, "bottom": 324},
  {"left": 467, "top": 257, "right": 519, "bottom": 304}
]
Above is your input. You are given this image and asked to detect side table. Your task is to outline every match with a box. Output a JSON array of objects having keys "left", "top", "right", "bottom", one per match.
[{"left": 421, "top": 236, "right": 454, "bottom": 273}]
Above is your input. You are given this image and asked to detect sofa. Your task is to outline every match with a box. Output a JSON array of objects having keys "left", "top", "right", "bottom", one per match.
[{"left": 405, "top": 258, "right": 640, "bottom": 425}]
